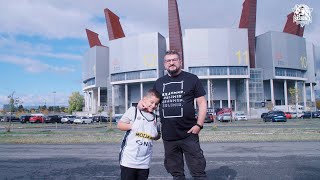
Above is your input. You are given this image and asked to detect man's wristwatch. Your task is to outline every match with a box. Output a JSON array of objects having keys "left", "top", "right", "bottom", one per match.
[{"left": 195, "top": 123, "right": 203, "bottom": 129}]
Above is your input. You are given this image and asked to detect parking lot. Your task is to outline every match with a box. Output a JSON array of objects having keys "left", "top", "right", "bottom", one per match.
[{"left": 1, "top": 118, "right": 320, "bottom": 144}]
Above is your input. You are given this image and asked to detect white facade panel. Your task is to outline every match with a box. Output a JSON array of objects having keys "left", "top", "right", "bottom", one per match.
[
  {"left": 109, "top": 32, "right": 166, "bottom": 74},
  {"left": 184, "top": 28, "right": 250, "bottom": 68},
  {"left": 95, "top": 46, "right": 109, "bottom": 87},
  {"left": 271, "top": 32, "right": 307, "bottom": 71},
  {"left": 82, "top": 46, "right": 109, "bottom": 87},
  {"left": 256, "top": 32, "right": 275, "bottom": 80},
  {"left": 306, "top": 42, "right": 316, "bottom": 83}
]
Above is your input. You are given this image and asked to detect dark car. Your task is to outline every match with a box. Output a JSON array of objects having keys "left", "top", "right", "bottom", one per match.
[
  {"left": 92, "top": 116, "right": 108, "bottom": 122},
  {"left": 261, "top": 112, "right": 268, "bottom": 119},
  {"left": 301, "top": 111, "right": 319, "bottom": 119},
  {"left": 20, "top": 115, "right": 32, "bottom": 123},
  {"left": 204, "top": 113, "right": 214, "bottom": 123},
  {"left": 4, "top": 115, "right": 20, "bottom": 122},
  {"left": 195, "top": 112, "right": 214, "bottom": 123},
  {"left": 44, "top": 115, "right": 62, "bottom": 123},
  {"left": 263, "top": 111, "right": 287, "bottom": 122}
]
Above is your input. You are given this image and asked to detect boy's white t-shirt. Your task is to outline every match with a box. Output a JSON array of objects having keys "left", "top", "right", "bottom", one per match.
[{"left": 119, "top": 106, "right": 159, "bottom": 169}]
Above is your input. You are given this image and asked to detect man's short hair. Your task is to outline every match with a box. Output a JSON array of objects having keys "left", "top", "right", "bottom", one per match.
[
  {"left": 145, "top": 89, "right": 161, "bottom": 100},
  {"left": 165, "top": 50, "right": 180, "bottom": 59}
]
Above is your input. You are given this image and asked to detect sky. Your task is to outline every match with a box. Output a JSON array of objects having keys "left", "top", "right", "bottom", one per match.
[{"left": 0, "top": 0, "right": 319, "bottom": 108}]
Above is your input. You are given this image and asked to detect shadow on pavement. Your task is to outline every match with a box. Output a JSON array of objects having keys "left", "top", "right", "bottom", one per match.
[{"left": 206, "top": 166, "right": 237, "bottom": 180}]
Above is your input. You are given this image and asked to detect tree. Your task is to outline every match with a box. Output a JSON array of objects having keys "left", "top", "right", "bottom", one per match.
[
  {"left": 316, "top": 100, "right": 320, "bottom": 110},
  {"left": 107, "top": 106, "right": 113, "bottom": 128},
  {"left": 68, "top": 92, "right": 84, "bottom": 114},
  {"left": 208, "top": 80, "right": 217, "bottom": 128},
  {"left": 6, "top": 91, "right": 21, "bottom": 132},
  {"left": 288, "top": 87, "right": 303, "bottom": 118}
]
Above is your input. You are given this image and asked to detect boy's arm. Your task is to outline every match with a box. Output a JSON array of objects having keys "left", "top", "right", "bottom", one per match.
[
  {"left": 117, "top": 107, "right": 135, "bottom": 131},
  {"left": 117, "top": 118, "right": 132, "bottom": 131}
]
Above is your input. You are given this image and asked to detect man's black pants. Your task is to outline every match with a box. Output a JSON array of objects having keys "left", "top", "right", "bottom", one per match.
[
  {"left": 163, "top": 133, "right": 207, "bottom": 180},
  {"left": 120, "top": 165, "right": 149, "bottom": 180}
]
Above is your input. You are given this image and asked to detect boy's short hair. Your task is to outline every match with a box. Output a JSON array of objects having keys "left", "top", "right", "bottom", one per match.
[{"left": 145, "top": 89, "right": 161, "bottom": 100}]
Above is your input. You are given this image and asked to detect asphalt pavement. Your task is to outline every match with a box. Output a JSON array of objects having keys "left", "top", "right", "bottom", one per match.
[{"left": 1, "top": 141, "right": 320, "bottom": 180}]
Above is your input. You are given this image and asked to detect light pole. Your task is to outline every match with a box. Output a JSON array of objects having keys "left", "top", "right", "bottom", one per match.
[{"left": 52, "top": 91, "right": 56, "bottom": 113}]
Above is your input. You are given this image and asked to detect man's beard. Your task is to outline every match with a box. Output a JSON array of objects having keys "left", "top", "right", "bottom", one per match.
[{"left": 167, "top": 66, "right": 180, "bottom": 76}]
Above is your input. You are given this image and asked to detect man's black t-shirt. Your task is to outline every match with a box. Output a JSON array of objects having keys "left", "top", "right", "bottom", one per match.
[{"left": 153, "top": 71, "right": 206, "bottom": 141}]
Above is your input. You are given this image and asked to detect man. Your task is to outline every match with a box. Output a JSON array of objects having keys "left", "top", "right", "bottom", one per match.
[{"left": 140, "top": 50, "right": 207, "bottom": 179}]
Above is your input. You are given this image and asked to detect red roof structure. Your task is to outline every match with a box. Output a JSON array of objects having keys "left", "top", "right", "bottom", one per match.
[
  {"left": 239, "top": 0, "right": 257, "bottom": 68},
  {"left": 104, "top": 8, "right": 125, "bottom": 40},
  {"left": 283, "top": 12, "right": 304, "bottom": 37},
  {"left": 85, "top": 29, "right": 104, "bottom": 48},
  {"left": 168, "top": 0, "right": 184, "bottom": 68}
]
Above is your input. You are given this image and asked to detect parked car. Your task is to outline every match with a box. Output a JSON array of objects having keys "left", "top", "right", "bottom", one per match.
[
  {"left": 113, "top": 114, "right": 123, "bottom": 122},
  {"left": 73, "top": 116, "right": 93, "bottom": 124},
  {"left": 92, "top": 116, "right": 108, "bottom": 122},
  {"left": 29, "top": 116, "right": 45, "bottom": 123},
  {"left": 20, "top": 115, "right": 32, "bottom": 123},
  {"left": 289, "top": 112, "right": 303, "bottom": 118},
  {"left": 204, "top": 113, "right": 214, "bottom": 123},
  {"left": 233, "top": 111, "right": 247, "bottom": 121},
  {"left": 261, "top": 112, "right": 268, "bottom": 119},
  {"left": 284, "top": 112, "right": 292, "bottom": 119},
  {"left": 216, "top": 114, "right": 223, "bottom": 121},
  {"left": 221, "top": 113, "right": 232, "bottom": 122},
  {"left": 196, "top": 112, "right": 214, "bottom": 123},
  {"left": 44, "top": 115, "right": 62, "bottom": 123},
  {"left": 314, "top": 111, "right": 320, "bottom": 118},
  {"left": 301, "top": 111, "right": 318, "bottom": 119},
  {"left": 263, "top": 111, "right": 287, "bottom": 122},
  {"left": 61, "top": 115, "right": 76, "bottom": 124},
  {"left": 4, "top": 115, "right": 20, "bottom": 122}
]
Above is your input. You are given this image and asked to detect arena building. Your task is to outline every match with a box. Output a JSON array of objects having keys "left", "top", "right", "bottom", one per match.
[{"left": 82, "top": 0, "right": 319, "bottom": 117}]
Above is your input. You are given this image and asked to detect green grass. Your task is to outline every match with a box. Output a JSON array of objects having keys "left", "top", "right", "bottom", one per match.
[{"left": 1, "top": 119, "right": 320, "bottom": 144}]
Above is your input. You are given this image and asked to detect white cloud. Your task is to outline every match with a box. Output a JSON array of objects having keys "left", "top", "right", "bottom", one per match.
[
  {"left": 0, "top": 35, "right": 82, "bottom": 61},
  {"left": 0, "top": 92, "right": 71, "bottom": 107},
  {"left": 0, "top": 55, "right": 75, "bottom": 73}
]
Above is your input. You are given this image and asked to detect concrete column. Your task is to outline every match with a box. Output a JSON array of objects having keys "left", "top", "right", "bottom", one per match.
[
  {"left": 246, "top": 79, "right": 250, "bottom": 115},
  {"left": 112, "top": 85, "right": 115, "bottom": 114},
  {"left": 220, "top": 100, "right": 222, "bottom": 108},
  {"left": 207, "top": 79, "right": 211, "bottom": 108},
  {"left": 84, "top": 92, "right": 87, "bottom": 111},
  {"left": 140, "top": 82, "right": 143, "bottom": 99},
  {"left": 310, "top": 83, "right": 315, "bottom": 103},
  {"left": 91, "top": 90, "right": 94, "bottom": 113},
  {"left": 227, "top": 79, "right": 231, "bottom": 108},
  {"left": 303, "top": 82, "right": 306, "bottom": 108},
  {"left": 270, "top": 79, "right": 275, "bottom": 106},
  {"left": 295, "top": 81, "right": 298, "bottom": 108},
  {"left": 125, "top": 84, "right": 128, "bottom": 110},
  {"left": 98, "top": 87, "right": 101, "bottom": 108},
  {"left": 284, "top": 80, "right": 288, "bottom": 106}
]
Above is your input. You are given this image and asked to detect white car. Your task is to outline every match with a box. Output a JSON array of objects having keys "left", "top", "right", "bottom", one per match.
[
  {"left": 73, "top": 116, "right": 93, "bottom": 124},
  {"left": 233, "top": 111, "right": 247, "bottom": 121},
  {"left": 61, "top": 115, "right": 76, "bottom": 124},
  {"left": 221, "top": 113, "right": 232, "bottom": 122}
]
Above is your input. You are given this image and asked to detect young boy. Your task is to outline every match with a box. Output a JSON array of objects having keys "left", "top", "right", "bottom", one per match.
[{"left": 118, "top": 89, "right": 161, "bottom": 180}]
